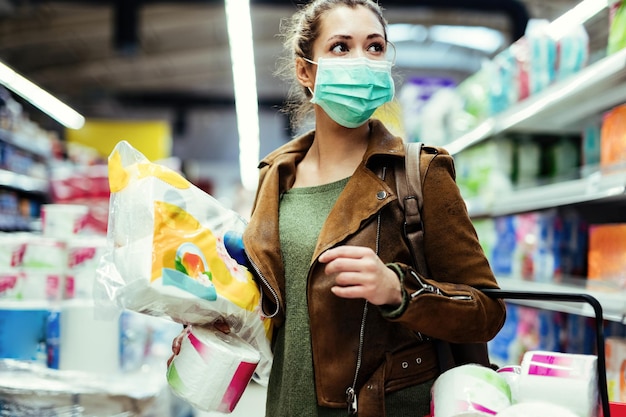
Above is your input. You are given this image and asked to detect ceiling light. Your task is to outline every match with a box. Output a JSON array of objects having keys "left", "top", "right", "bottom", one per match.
[
  {"left": 429, "top": 25, "right": 505, "bottom": 54},
  {"left": 225, "top": 0, "right": 260, "bottom": 191},
  {"left": 0, "top": 60, "right": 85, "bottom": 130},
  {"left": 388, "top": 24, "right": 505, "bottom": 55}
]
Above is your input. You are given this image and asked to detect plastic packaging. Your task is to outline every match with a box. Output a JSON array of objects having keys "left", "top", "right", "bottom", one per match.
[{"left": 94, "top": 140, "right": 272, "bottom": 385}]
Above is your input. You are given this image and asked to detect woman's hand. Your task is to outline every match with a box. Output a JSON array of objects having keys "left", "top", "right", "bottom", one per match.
[
  {"left": 319, "top": 245, "right": 402, "bottom": 306},
  {"left": 167, "top": 327, "right": 187, "bottom": 368},
  {"left": 167, "top": 320, "right": 232, "bottom": 368}
]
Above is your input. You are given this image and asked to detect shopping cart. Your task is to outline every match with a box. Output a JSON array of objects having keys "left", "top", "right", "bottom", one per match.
[{"left": 481, "top": 288, "right": 612, "bottom": 417}]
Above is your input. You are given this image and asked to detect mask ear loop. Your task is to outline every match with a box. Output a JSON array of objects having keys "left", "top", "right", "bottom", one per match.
[
  {"left": 302, "top": 56, "right": 318, "bottom": 66},
  {"left": 386, "top": 41, "right": 397, "bottom": 66},
  {"left": 299, "top": 56, "right": 318, "bottom": 96}
]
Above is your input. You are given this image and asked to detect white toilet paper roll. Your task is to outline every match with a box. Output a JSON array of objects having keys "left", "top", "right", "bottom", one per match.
[
  {"left": 167, "top": 325, "right": 260, "bottom": 413},
  {"left": 496, "top": 401, "right": 579, "bottom": 416},
  {"left": 431, "top": 364, "right": 512, "bottom": 417},
  {"left": 58, "top": 299, "right": 120, "bottom": 374},
  {"left": 517, "top": 351, "right": 597, "bottom": 417}
]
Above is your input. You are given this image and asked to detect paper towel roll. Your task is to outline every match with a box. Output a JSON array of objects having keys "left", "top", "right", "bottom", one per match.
[
  {"left": 58, "top": 299, "right": 120, "bottom": 374},
  {"left": 496, "top": 401, "right": 580, "bottom": 416},
  {"left": 167, "top": 325, "right": 260, "bottom": 413},
  {"left": 431, "top": 364, "right": 512, "bottom": 417},
  {"left": 517, "top": 351, "right": 597, "bottom": 417}
]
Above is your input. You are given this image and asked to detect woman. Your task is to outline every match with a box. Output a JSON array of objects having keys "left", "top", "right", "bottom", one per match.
[{"left": 170, "top": 0, "right": 505, "bottom": 415}]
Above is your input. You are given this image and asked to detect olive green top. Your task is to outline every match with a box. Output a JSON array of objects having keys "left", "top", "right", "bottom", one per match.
[{"left": 267, "top": 176, "right": 432, "bottom": 417}]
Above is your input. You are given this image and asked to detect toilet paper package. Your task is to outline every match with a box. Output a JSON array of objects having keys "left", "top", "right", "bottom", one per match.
[
  {"left": 167, "top": 325, "right": 260, "bottom": 413},
  {"left": 431, "top": 364, "right": 512, "bottom": 417},
  {"left": 95, "top": 140, "right": 272, "bottom": 384},
  {"left": 497, "top": 366, "right": 521, "bottom": 403},
  {"left": 517, "top": 351, "right": 598, "bottom": 417}
]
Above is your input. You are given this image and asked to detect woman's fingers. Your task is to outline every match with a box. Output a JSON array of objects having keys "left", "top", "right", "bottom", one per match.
[
  {"left": 167, "top": 320, "right": 231, "bottom": 368},
  {"left": 214, "top": 319, "right": 231, "bottom": 334}
]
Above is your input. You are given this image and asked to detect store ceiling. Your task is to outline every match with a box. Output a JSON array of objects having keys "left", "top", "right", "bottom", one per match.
[{"left": 0, "top": 0, "right": 610, "bottom": 132}]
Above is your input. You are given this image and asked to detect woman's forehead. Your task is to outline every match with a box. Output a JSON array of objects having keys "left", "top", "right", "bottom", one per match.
[{"left": 318, "top": 5, "right": 385, "bottom": 41}]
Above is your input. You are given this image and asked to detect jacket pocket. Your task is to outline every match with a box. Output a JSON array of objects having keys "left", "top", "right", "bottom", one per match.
[{"left": 384, "top": 341, "right": 439, "bottom": 393}]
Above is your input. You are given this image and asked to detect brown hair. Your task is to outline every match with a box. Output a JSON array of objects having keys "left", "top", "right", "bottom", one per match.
[{"left": 275, "top": 0, "right": 388, "bottom": 131}]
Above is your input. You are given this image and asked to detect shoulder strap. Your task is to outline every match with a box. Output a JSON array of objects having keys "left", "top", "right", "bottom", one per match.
[
  {"left": 395, "top": 142, "right": 427, "bottom": 276},
  {"left": 396, "top": 144, "right": 493, "bottom": 370}
]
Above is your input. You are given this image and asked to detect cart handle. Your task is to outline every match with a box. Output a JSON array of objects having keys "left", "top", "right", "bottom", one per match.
[{"left": 481, "top": 288, "right": 610, "bottom": 417}]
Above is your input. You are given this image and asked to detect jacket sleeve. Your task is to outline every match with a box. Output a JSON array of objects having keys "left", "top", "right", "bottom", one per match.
[{"left": 388, "top": 149, "right": 506, "bottom": 343}]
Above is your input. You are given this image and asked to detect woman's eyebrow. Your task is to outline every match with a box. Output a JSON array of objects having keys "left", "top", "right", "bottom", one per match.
[{"left": 325, "top": 33, "right": 384, "bottom": 42}]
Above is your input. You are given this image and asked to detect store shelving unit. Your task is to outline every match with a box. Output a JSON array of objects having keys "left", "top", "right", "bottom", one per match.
[
  {"left": 446, "top": 46, "right": 626, "bottom": 155},
  {"left": 448, "top": 46, "right": 626, "bottom": 323},
  {"left": 465, "top": 169, "right": 626, "bottom": 218},
  {"left": 0, "top": 127, "right": 52, "bottom": 231}
]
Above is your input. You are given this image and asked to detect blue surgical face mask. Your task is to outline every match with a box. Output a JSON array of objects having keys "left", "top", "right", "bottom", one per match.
[{"left": 305, "top": 57, "right": 395, "bottom": 128}]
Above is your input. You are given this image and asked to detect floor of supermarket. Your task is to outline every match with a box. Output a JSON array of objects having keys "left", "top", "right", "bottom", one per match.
[{"left": 194, "top": 382, "right": 266, "bottom": 417}]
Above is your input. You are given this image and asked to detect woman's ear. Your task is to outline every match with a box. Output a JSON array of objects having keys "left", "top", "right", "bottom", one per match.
[{"left": 295, "top": 56, "right": 314, "bottom": 89}]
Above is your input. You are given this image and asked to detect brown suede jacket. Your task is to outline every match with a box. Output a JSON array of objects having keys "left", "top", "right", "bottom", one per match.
[{"left": 242, "top": 119, "right": 506, "bottom": 413}]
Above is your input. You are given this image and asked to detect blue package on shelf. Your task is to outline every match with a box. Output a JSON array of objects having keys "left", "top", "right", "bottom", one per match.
[{"left": 0, "top": 301, "right": 49, "bottom": 362}]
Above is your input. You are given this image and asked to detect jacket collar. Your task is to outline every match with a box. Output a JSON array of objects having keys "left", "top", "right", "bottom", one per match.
[{"left": 244, "top": 119, "right": 406, "bottom": 322}]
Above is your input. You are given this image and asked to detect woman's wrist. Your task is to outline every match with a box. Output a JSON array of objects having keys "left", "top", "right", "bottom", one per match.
[{"left": 378, "top": 263, "right": 409, "bottom": 318}]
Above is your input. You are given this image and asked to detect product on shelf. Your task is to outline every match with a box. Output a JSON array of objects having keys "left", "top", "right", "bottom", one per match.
[
  {"left": 608, "top": 0, "right": 626, "bottom": 55},
  {"left": 0, "top": 302, "right": 48, "bottom": 363},
  {"left": 396, "top": 76, "right": 458, "bottom": 143},
  {"left": 600, "top": 104, "right": 626, "bottom": 170},
  {"left": 587, "top": 223, "right": 626, "bottom": 291},
  {"left": 605, "top": 336, "right": 626, "bottom": 403},
  {"left": 40, "top": 203, "right": 89, "bottom": 239},
  {"left": 524, "top": 19, "right": 557, "bottom": 96},
  {"left": 454, "top": 137, "right": 515, "bottom": 204},
  {"left": 555, "top": 22, "right": 589, "bottom": 82},
  {"left": 582, "top": 119, "right": 603, "bottom": 172},
  {"left": 49, "top": 163, "right": 110, "bottom": 235},
  {"left": 65, "top": 235, "right": 107, "bottom": 300}
]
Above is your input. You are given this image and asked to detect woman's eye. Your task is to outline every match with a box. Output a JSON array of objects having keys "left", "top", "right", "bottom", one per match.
[
  {"left": 330, "top": 42, "right": 349, "bottom": 54},
  {"left": 367, "top": 42, "right": 385, "bottom": 54}
]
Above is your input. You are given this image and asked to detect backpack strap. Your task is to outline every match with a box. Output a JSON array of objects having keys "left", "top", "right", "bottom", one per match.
[
  {"left": 395, "top": 143, "right": 493, "bottom": 371},
  {"left": 396, "top": 142, "right": 427, "bottom": 276}
]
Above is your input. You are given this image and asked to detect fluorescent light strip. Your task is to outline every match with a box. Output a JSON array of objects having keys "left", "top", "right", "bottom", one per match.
[
  {"left": 0, "top": 60, "right": 85, "bottom": 130},
  {"left": 225, "top": 0, "right": 260, "bottom": 191},
  {"left": 547, "top": 0, "right": 608, "bottom": 39}
]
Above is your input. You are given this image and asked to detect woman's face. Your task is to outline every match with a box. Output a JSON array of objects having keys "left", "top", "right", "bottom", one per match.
[{"left": 311, "top": 5, "right": 388, "bottom": 62}]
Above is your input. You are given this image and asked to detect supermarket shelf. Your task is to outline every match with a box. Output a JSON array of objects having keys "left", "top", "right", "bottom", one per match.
[
  {"left": 0, "top": 359, "right": 180, "bottom": 417},
  {"left": 0, "top": 128, "right": 52, "bottom": 159},
  {"left": 466, "top": 169, "right": 626, "bottom": 217},
  {"left": 497, "top": 277, "right": 626, "bottom": 324},
  {"left": 446, "top": 47, "right": 626, "bottom": 155},
  {"left": 0, "top": 168, "right": 49, "bottom": 194}
]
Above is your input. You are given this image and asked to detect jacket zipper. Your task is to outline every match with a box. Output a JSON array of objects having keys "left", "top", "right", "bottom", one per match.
[
  {"left": 248, "top": 258, "right": 281, "bottom": 318},
  {"left": 407, "top": 270, "right": 473, "bottom": 301},
  {"left": 346, "top": 203, "right": 384, "bottom": 414}
]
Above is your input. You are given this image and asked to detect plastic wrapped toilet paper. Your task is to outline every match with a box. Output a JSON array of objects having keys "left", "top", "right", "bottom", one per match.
[
  {"left": 497, "top": 366, "right": 521, "bottom": 403},
  {"left": 496, "top": 401, "right": 579, "bottom": 416},
  {"left": 517, "top": 351, "right": 597, "bottom": 417},
  {"left": 167, "top": 325, "right": 259, "bottom": 413},
  {"left": 95, "top": 140, "right": 272, "bottom": 384},
  {"left": 431, "top": 364, "right": 512, "bottom": 417}
]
